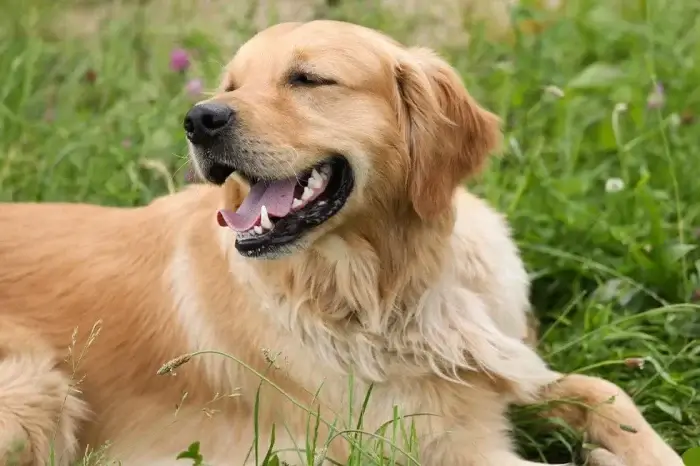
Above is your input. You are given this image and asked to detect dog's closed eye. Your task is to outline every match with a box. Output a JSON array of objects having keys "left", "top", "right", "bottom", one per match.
[
  {"left": 288, "top": 70, "right": 337, "bottom": 87},
  {"left": 221, "top": 79, "right": 237, "bottom": 93}
]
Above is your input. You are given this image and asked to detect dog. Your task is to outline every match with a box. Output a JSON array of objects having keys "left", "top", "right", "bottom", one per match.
[{"left": 0, "top": 20, "right": 683, "bottom": 466}]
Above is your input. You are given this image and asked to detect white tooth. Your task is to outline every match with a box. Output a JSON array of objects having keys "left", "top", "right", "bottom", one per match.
[
  {"left": 311, "top": 168, "right": 321, "bottom": 180},
  {"left": 260, "top": 205, "right": 272, "bottom": 230},
  {"left": 292, "top": 198, "right": 303, "bottom": 209},
  {"left": 308, "top": 176, "right": 323, "bottom": 190},
  {"left": 301, "top": 186, "right": 314, "bottom": 201},
  {"left": 320, "top": 165, "right": 331, "bottom": 178},
  {"left": 253, "top": 225, "right": 263, "bottom": 235}
]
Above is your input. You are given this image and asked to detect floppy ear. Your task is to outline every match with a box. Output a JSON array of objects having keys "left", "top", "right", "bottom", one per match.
[{"left": 396, "top": 47, "right": 501, "bottom": 220}]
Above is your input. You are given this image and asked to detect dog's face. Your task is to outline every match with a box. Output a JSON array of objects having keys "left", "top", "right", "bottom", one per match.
[{"left": 186, "top": 20, "right": 500, "bottom": 259}]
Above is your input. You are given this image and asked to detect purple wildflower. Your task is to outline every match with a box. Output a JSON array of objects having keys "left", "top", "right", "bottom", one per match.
[
  {"left": 647, "top": 82, "right": 665, "bottom": 109},
  {"left": 170, "top": 48, "right": 190, "bottom": 73},
  {"left": 185, "top": 78, "right": 203, "bottom": 99},
  {"left": 84, "top": 69, "right": 97, "bottom": 84}
]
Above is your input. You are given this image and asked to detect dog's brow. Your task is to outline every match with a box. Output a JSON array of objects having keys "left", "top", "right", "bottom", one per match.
[{"left": 289, "top": 59, "right": 317, "bottom": 74}]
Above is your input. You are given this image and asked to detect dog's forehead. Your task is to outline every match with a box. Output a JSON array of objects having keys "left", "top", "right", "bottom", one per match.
[{"left": 227, "top": 21, "right": 396, "bottom": 83}]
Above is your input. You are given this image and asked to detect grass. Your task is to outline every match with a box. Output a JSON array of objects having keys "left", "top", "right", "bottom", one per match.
[{"left": 1, "top": 0, "right": 699, "bottom": 464}]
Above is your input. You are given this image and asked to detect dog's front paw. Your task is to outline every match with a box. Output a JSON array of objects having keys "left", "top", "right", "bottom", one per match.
[
  {"left": 585, "top": 443, "right": 685, "bottom": 466},
  {"left": 585, "top": 448, "right": 626, "bottom": 466}
]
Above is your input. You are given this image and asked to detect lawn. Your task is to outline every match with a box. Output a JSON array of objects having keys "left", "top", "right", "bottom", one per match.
[{"left": 1, "top": 0, "right": 699, "bottom": 464}]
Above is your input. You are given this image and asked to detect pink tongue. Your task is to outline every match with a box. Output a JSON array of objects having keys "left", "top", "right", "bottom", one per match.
[{"left": 218, "top": 178, "right": 297, "bottom": 231}]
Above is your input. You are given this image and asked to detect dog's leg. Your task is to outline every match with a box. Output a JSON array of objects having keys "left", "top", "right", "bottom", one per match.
[
  {"left": 467, "top": 454, "right": 573, "bottom": 466},
  {"left": 420, "top": 443, "right": 573, "bottom": 466},
  {"left": 0, "top": 329, "right": 89, "bottom": 466},
  {"left": 416, "top": 419, "right": 575, "bottom": 466},
  {"left": 529, "top": 373, "right": 683, "bottom": 466},
  {"left": 0, "top": 416, "right": 33, "bottom": 466}
]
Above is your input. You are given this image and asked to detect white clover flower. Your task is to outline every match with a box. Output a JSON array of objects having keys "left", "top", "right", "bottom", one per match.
[{"left": 605, "top": 177, "right": 625, "bottom": 193}]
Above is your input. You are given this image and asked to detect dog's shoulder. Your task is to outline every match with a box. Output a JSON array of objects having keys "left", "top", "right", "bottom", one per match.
[
  {"left": 452, "top": 187, "right": 516, "bottom": 252},
  {"left": 450, "top": 187, "right": 531, "bottom": 340}
]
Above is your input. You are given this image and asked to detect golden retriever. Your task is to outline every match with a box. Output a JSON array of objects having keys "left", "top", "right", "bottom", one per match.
[{"left": 0, "top": 20, "right": 683, "bottom": 466}]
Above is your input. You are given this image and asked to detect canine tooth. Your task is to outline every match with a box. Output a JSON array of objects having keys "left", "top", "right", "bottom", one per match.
[
  {"left": 260, "top": 205, "right": 272, "bottom": 230},
  {"left": 308, "top": 175, "right": 323, "bottom": 190},
  {"left": 301, "top": 186, "right": 314, "bottom": 201},
  {"left": 320, "top": 165, "right": 331, "bottom": 178},
  {"left": 254, "top": 225, "right": 263, "bottom": 235},
  {"left": 292, "top": 198, "right": 303, "bottom": 209}
]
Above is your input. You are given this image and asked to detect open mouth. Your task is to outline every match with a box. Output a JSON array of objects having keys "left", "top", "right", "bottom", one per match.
[{"left": 216, "top": 155, "right": 354, "bottom": 257}]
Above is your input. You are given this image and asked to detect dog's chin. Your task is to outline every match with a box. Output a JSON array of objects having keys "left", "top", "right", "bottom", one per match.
[{"left": 201, "top": 154, "right": 355, "bottom": 260}]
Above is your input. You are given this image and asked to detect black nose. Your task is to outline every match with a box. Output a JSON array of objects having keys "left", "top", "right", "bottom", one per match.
[{"left": 183, "top": 102, "right": 235, "bottom": 145}]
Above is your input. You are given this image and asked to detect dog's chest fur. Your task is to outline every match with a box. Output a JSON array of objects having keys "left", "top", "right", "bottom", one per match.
[{"left": 152, "top": 189, "right": 558, "bottom": 464}]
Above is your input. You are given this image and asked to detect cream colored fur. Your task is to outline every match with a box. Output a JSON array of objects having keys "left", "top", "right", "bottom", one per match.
[{"left": 0, "top": 19, "right": 682, "bottom": 466}]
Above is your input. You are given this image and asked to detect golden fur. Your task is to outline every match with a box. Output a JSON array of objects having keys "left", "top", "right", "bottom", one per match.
[{"left": 0, "top": 20, "right": 682, "bottom": 466}]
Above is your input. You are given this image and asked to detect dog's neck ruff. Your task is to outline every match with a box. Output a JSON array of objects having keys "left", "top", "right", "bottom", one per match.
[{"left": 231, "top": 229, "right": 555, "bottom": 396}]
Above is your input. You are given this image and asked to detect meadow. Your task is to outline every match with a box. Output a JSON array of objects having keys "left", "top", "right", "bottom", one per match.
[{"left": 0, "top": 0, "right": 699, "bottom": 464}]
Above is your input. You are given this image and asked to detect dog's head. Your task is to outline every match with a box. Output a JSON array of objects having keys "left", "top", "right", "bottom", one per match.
[{"left": 186, "top": 20, "right": 500, "bottom": 259}]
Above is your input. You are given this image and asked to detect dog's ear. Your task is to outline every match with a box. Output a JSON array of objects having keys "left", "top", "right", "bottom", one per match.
[{"left": 396, "top": 47, "right": 501, "bottom": 220}]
